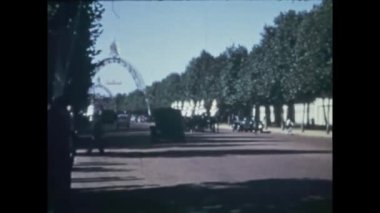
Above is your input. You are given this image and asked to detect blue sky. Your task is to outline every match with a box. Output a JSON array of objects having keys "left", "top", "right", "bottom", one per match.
[{"left": 93, "top": 0, "right": 321, "bottom": 96}]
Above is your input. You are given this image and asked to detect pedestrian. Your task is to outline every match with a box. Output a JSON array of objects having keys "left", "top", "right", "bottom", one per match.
[
  {"left": 263, "top": 116, "right": 268, "bottom": 130},
  {"left": 286, "top": 118, "right": 293, "bottom": 135},
  {"left": 94, "top": 112, "right": 105, "bottom": 154},
  {"left": 88, "top": 111, "right": 105, "bottom": 154},
  {"left": 233, "top": 115, "right": 240, "bottom": 132}
]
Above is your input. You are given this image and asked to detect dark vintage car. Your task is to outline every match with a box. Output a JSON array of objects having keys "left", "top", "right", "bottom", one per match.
[{"left": 150, "top": 108, "right": 185, "bottom": 142}]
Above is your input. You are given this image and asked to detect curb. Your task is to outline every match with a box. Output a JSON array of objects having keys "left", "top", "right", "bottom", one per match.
[{"left": 218, "top": 124, "right": 332, "bottom": 138}]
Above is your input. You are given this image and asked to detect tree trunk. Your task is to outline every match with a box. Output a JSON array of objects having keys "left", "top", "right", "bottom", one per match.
[
  {"left": 255, "top": 104, "right": 260, "bottom": 121},
  {"left": 243, "top": 103, "right": 252, "bottom": 118},
  {"left": 322, "top": 98, "right": 330, "bottom": 134},
  {"left": 327, "top": 98, "right": 331, "bottom": 134},
  {"left": 205, "top": 99, "right": 212, "bottom": 117},
  {"left": 306, "top": 102, "right": 310, "bottom": 128},
  {"left": 254, "top": 104, "right": 260, "bottom": 132},
  {"left": 281, "top": 108, "right": 285, "bottom": 130},
  {"left": 301, "top": 103, "right": 306, "bottom": 132},
  {"left": 274, "top": 104, "right": 282, "bottom": 127},
  {"left": 287, "top": 102, "right": 295, "bottom": 122},
  {"left": 265, "top": 104, "right": 271, "bottom": 128}
]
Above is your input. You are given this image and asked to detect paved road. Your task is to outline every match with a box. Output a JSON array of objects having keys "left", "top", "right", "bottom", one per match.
[{"left": 70, "top": 122, "right": 332, "bottom": 213}]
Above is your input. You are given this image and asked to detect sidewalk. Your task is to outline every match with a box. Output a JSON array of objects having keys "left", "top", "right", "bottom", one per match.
[{"left": 218, "top": 123, "right": 332, "bottom": 138}]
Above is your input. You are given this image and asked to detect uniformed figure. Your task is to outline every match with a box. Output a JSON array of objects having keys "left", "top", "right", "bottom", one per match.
[
  {"left": 233, "top": 115, "right": 240, "bottom": 132},
  {"left": 286, "top": 118, "right": 294, "bottom": 134},
  {"left": 88, "top": 111, "right": 105, "bottom": 154}
]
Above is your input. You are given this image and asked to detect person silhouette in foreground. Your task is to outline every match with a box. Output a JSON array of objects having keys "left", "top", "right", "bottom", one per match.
[
  {"left": 88, "top": 111, "right": 105, "bottom": 154},
  {"left": 48, "top": 96, "right": 72, "bottom": 213}
]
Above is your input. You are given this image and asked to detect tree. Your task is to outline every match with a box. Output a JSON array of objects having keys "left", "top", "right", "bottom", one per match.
[
  {"left": 124, "top": 90, "right": 147, "bottom": 112},
  {"left": 48, "top": 2, "right": 104, "bottom": 212},
  {"left": 265, "top": 11, "right": 304, "bottom": 123},
  {"left": 257, "top": 25, "right": 285, "bottom": 127},
  {"left": 240, "top": 44, "right": 268, "bottom": 124},
  {"left": 126, "top": 0, "right": 332, "bottom": 131},
  {"left": 160, "top": 73, "right": 184, "bottom": 105},
  {"left": 219, "top": 45, "right": 248, "bottom": 117},
  {"left": 181, "top": 50, "right": 214, "bottom": 102},
  {"left": 294, "top": 0, "right": 332, "bottom": 133},
  {"left": 48, "top": 1, "right": 104, "bottom": 118},
  {"left": 115, "top": 93, "right": 128, "bottom": 112}
]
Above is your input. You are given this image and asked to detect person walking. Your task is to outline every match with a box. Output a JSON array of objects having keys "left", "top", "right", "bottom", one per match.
[
  {"left": 286, "top": 118, "right": 294, "bottom": 135},
  {"left": 87, "top": 111, "right": 105, "bottom": 154}
]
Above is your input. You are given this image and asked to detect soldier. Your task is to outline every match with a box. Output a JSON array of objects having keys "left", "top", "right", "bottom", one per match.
[
  {"left": 94, "top": 113, "right": 105, "bottom": 154},
  {"left": 88, "top": 111, "right": 105, "bottom": 154},
  {"left": 233, "top": 115, "right": 240, "bottom": 132}
]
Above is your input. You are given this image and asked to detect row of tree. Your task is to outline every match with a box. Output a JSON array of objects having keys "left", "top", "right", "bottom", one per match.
[{"left": 118, "top": 0, "right": 332, "bottom": 131}]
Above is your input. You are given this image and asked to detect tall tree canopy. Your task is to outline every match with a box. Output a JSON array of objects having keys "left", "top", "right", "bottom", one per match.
[
  {"left": 48, "top": 1, "right": 104, "bottom": 114},
  {"left": 119, "top": 0, "right": 332, "bottom": 126}
]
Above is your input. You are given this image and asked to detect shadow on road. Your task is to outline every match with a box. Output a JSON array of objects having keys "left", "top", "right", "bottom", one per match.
[
  {"left": 72, "top": 166, "right": 132, "bottom": 173},
  {"left": 72, "top": 176, "right": 143, "bottom": 183},
  {"left": 74, "top": 162, "right": 127, "bottom": 167},
  {"left": 71, "top": 178, "right": 332, "bottom": 213},
  {"left": 74, "top": 132, "right": 287, "bottom": 151},
  {"left": 74, "top": 128, "right": 331, "bottom": 159},
  {"left": 70, "top": 124, "right": 332, "bottom": 213},
  {"left": 76, "top": 149, "right": 331, "bottom": 158},
  {"left": 84, "top": 131, "right": 288, "bottom": 149}
]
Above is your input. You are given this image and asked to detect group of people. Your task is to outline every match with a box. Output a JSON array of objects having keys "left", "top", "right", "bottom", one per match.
[
  {"left": 232, "top": 115, "right": 265, "bottom": 133},
  {"left": 184, "top": 114, "right": 219, "bottom": 133},
  {"left": 230, "top": 115, "right": 295, "bottom": 134}
]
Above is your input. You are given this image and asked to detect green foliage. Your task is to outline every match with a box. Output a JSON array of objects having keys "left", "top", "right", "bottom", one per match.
[
  {"left": 48, "top": 1, "right": 104, "bottom": 113},
  {"left": 120, "top": 0, "right": 332, "bottom": 116},
  {"left": 124, "top": 90, "right": 147, "bottom": 112},
  {"left": 220, "top": 45, "right": 248, "bottom": 108}
]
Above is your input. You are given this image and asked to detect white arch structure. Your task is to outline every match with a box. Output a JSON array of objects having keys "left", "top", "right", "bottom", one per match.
[
  {"left": 90, "top": 83, "right": 113, "bottom": 98},
  {"left": 91, "top": 56, "right": 151, "bottom": 116}
]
